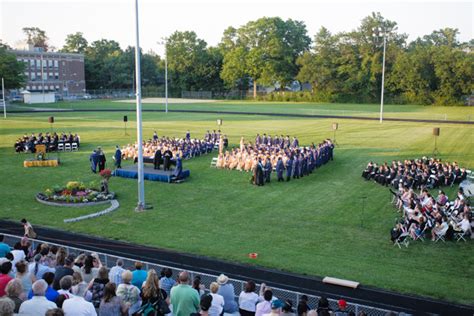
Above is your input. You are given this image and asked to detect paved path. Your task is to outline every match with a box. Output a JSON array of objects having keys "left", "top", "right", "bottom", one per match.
[{"left": 0, "top": 220, "right": 472, "bottom": 315}]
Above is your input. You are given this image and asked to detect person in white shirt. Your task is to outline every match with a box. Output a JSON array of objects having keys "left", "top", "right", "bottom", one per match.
[
  {"left": 62, "top": 282, "right": 97, "bottom": 316},
  {"left": 18, "top": 279, "right": 57, "bottom": 315},
  {"left": 209, "top": 282, "right": 225, "bottom": 316},
  {"left": 239, "top": 280, "right": 261, "bottom": 316},
  {"left": 108, "top": 259, "right": 125, "bottom": 285},
  {"left": 10, "top": 243, "right": 26, "bottom": 273}
]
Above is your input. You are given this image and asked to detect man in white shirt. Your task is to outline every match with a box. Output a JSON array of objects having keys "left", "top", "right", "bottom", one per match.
[
  {"left": 62, "top": 282, "right": 97, "bottom": 316},
  {"left": 108, "top": 258, "right": 125, "bottom": 285},
  {"left": 19, "top": 279, "right": 57, "bottom": 315}
]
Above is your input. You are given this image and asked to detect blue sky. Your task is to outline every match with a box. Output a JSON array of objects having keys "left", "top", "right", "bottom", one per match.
[{"left": 1, "top": 0, "right": 472, "bottom": 55}]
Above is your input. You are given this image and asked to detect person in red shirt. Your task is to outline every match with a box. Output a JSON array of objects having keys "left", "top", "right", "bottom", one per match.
[{"left": 0, "top": 261, "right": 14, "bottom": 296}]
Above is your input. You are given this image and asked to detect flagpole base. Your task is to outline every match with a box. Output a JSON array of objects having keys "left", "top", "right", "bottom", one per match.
[{"left": 135, "top": 203, "right": 153, "bottom": 212}]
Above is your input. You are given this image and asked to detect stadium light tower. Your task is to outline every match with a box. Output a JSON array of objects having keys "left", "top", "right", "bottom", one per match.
[
  {"left": 373, "top": 27, "right": 387, "bottom": 123},
  {"left": 134, "top": 0, "right": 146, "bottom": 211},
  {"left": 157, "top": 38, "right": 168, "bottom": 113}
]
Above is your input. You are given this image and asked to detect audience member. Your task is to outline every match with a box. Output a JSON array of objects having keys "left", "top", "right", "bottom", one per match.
[
  {"left": 0, "top": 297, "right": 15, "bottom": 316},
  {"left": 140, "top": 269, "right": 169, "bottom": 316},
  {"left": 108, "top": 258, "right": 125, "bottom": 285},
  {"left": 191, "top": 294, "right": 213, "bottom": 316},
  {"left": 0, "top": 261, "right": 13, "bottom": 296},
  {"left": 99, "top": 282, "right": 128, "bottom": 316},
  {"left": 171, "top": 271, "right": 200, "bottom": 316},
  {"left": 209, "top": 282, "right": 224, "bottom": 316},
  {"left": 217, "top": 273, "right": 239, "bottom": 314},
  {"left": 160, "top": 267, "right": 175, "bottom": 296},
  {"left": 256, "top": 289, "right": 273, "bottom": 316},
  {"left": 131, "top": 261, "right": 147, "bottom": 290},
  {"left": 88, "top": 266, "right": 109, "bottom": 308},
  {"left": 19, "top": 279, "right": 57, "bottom": 315},
  {"left": 63, "top": 282, "right": 97, "bottom": 316},
  {"left": 116, "top": 270, "right": 141, "bottom": 315},
  {"left": 52, "top": 254, "right": 75, "bottom": 290},
  {"left": 0, "top": 235, "right": 11, "bottom": 257},
  {"left": 5, "top": 279, "right": 23, "bottom": 313},
  {"left": 239, "top": 280, "right": 260, "bottom": 316}
]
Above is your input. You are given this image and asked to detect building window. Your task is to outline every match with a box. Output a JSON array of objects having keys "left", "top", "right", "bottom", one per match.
[
  {"left": 54, "top": 72, "right": 59, "bottom": 79},
  {"left": 30, "top": 59, "right": 35, "bottom": 68},
  {"left": 48, "top": 60, "right": 53, "bottom": 68},
  {"left": 31, "top": 73, "right": 36, "bottom": 81},
  {"left": 49, "top": 72, "right": 53, "bottom": 78},
  {"left": 26, "top": 85, "right": 30, "bottom": 90},
  {"left": 50, "top": 85, "right": 54, "bottom": 90},
  {"left": 42, "top": 59, "right": 47, "bottom": 68},
  {"left": 54, "top": 60, "right": 59, "bottom": 68},
  {"left": 32, "top": 85, "right": 36, "bottom": 90},
  {"left": 43, "top": 73, "right": 47, "bottom": 80},
  {"left": 55, "top": 85, "right": 59, "bottom": 89}
]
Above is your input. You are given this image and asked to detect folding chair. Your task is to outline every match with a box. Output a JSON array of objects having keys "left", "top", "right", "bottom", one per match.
[
  {"left": 453, "top": 229, "right": 468, "bottom": 242},
  {"left": 64, "top": 143, "right": 71, "bottom": 151},
  {"left": 57, "top": 143, "right": 64, "bottom": 151},
  {"left": 72, "top": 142, "right": 78, "bottom": 151},
  {"left": 434, "top": 226, "right": 449, "bottom": 242},
  {"left": 412, "top": 226, "right": 427, "bottom": 242},
  {"left": 394, "top": 232, "right": 410, "bottom": 249},
  {"left": 210, "top": 157, "right": 218, "bottom": 167}
]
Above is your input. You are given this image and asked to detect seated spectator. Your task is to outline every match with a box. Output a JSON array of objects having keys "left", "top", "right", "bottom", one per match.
[
  {"left": 265, "top": 299, "right": 284, "bottom": 316},
  {"left": 57, "top": 275, "right": 74, "bottom": 298},
  {"left": 217, "top": 273, "right": 238, "bottom": 314},
  {"left": 316, "top": 297, "right": 332, "bottom": 315},
  {"left": 116, "top": 270, "right": 141, "bottom": 315},
  {"left": 209, "top": 282, "right": 224, "bottom": 316},
  {"left": 52, "top": 254, "right": 75, "bottom": 290},
  {"left": 297, "top": 295, "right": 310, "bottom": 316},
  {"left": 99, "top": 282, "right": 128, "bottom": 316},
  {"left": 334, "top": 299, "right": 348, "bottom": 316},
  {"left": 255, "top": 289, "right": 273, "bottom": 316},
  {"left": 108, "top": 258, "right": 125, "bottom": 285},
  {"left": 0, "top": 297, "right": 15, "bottom": 316},
  {"left": 131, "top": 261, "right": 147, "bottom": 290},
  {"left": 140, "top": 269, "right": 169, "bottom": 316},
  {"left": 15, "top": 260, "right": 33, "bottom": 297},
  {"left": 431, "top": 217, "right": 449, "bottom": 241},
  {"left": 89, "top": 266, "right": 109, "bottom": 308},
  {"left": 0, "top": 234, "right": 11, "bottom": 257},
  {"left": 5, "top": 279, "right": 23, "bottom": 313},
  {"left": 159, "top": 267, "right": 175, "bottom": 296},
  {"left": 239, "top": 280, "right": 260, "bottom": 316},
  {"left": 0, "top": 261, "right": 13, "bottom": 296},
  {"left": 193, "top": 275, "right": 206, "bottom": 296},
  {"left": 281, "top": 300, "right": 295, "bottom": 316},
  {"left": 63, "top": 282, "right": 96, "bottom": 315},
  {"left": 191, "top": 294, "right": 213, "bottom": 316},
  {"left": 46, "top": 308, "right": 65, "bottom": 316},
  {"left": 81, "top": 255, "right": 100, "bottom": 284},
  {"left": 28, "top": 271, "right": 59, "bottom": 303},
  {"left": 171, "top": 271, "right": 200, "bottom": 316},
  {"left": 19, "top": 279, "right": 57, "bottom": 315}
]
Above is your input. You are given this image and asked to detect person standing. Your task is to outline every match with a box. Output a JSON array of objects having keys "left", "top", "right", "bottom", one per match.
[
  {"left": 276, "top": 157, "right": 284, "bottom": 182},
  {"left": 97, "top": 147, "right": 106, "bottom": 172},
  {"left": 113, "top": 146, "right": 122, "bottom": 169},
  {"left": 153, "top": 149, "right": 162, "bottom": 170},
  {"left": 20, "top": 219, "right": 36, "bottom": 239},
  {"left": 18, "top": 280, "right": 57, "bottom": 316},
  {"left": 89, "top": 150, "right": 99, "bottom": 173},
  {"left": 171, "top": 271, "right": 200, "bottom": 316},
  {"left": 0, "top": 235, "right": 11, "bottom": 257},
  {"left": 216, "top": 274, "right": 238, "bottom": 314},
  {"left": 264, "top": 157, "right": 272, "bottom": 183}
]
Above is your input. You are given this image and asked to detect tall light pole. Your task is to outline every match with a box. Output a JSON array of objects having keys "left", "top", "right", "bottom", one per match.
[
  {"left": 134, "top": 0, "right": 146, "bottom": 211},
  {"left": 2, "top": 78, "right": 6, "bottom": 119},
  {"left": 373, "top": 27, "right": 387, "bottom": 123},
  {"left": 158, "top": 38, "right": 168, "bottom": 113}
]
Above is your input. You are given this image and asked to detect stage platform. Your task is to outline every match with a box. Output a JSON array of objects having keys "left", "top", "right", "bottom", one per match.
[{"left": 112, "top": 165, "right": 190, "bottom": 183}]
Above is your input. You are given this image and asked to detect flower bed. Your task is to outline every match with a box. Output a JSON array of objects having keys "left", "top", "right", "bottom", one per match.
[{"left": 36, "top": 180, "right": 115, "bottom": 205}]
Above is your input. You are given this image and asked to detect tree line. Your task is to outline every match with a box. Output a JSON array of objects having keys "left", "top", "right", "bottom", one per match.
[{"left": 1, "top": 12, "right": 472, "bottom": 105}]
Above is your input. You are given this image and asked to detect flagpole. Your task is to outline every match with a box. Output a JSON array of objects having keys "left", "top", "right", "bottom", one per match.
[{"left": 134, "top": 0, "right": 146, "bottom": 211}]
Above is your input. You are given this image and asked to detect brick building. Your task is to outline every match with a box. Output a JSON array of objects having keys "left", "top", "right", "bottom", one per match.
[{"left": 10, "top": 47, "right": 85, "bottom": 97}]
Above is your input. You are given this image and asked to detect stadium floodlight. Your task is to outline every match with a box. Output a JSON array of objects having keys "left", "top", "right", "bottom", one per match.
[
  {"left": 134, "top": 0, "right": 146, "bottom": 211},
  {"left": 157, "top": 38, "right": 168, "bottom": 114},
  {"left": 373, "top": 27, "right": 387, "bottom": 123}
]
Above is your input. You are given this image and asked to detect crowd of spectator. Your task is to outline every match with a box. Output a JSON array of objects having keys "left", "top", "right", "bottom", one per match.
[
  {"left": 14, "top": 132, "right": 81, "bottom": 153},
  {"left": 216, "top": 134, "right": 334, "bottom": 185},
  {"left": 120, "top": 131, "right": 217, "bottom": 162},
  {"left": 362, "top": 157, "right": 468, "bottom": 189},
  {"left": 0, "top": 236, "right": 367, "bottom": 316}
]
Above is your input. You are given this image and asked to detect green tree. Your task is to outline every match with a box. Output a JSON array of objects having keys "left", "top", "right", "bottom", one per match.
[
  {"left": 220, "top": 17, "right": 310, "bottom": 98},
  {"left": 0, "top": 42, "right": 26, "bottom": 89},
  {"left": 62, "top": 32, "right": 88, "bottom": 53},
  {"left": 22, "top": 27, "right": 49, "bottom": 51},
  {"left": 84, "top": 39, "right": 122, "bottom": 89}
]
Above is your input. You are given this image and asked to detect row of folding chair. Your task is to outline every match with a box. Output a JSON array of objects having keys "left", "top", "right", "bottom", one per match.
[{"left": 57, "top": 142, "right": 79, "bottom": 151}]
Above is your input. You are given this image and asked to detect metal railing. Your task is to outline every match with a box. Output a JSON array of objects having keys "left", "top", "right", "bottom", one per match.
[{"left": 3, "top": 233, "right": 397, "bottom": 316}]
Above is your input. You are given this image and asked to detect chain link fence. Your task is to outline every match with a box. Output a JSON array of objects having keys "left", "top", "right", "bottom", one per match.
[{"left": 3, "top": 233, "right": 398, "bottom": 316}]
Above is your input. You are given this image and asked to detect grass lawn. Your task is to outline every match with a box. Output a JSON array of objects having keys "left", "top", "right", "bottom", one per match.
[{"left": 1, "top": 103, "right": 473, "bottom": 305}]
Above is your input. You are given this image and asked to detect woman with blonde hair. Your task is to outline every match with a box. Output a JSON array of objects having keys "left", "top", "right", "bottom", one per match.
[{"left": 140, "top": 269, "right": 169, "bottom": 316}]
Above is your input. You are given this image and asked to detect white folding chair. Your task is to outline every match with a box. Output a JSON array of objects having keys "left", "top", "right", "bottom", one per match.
[
  {"left": 434, "top": 226, "right": 449, "bottom": 242},
  {"left": 72, "top": 142, "right": 78, "bottom": 151},
  {"left": 57, "top": 143, "right": 64, "bottom": 151},
  {"left": 64, "top": 143, "right": 71, "bottom": 151},
  {"left": 210, "top": 157, "right": 218, "bottom": 167},
  {"left": 394, "top": 232, "right": 410, "bottom": 249}
]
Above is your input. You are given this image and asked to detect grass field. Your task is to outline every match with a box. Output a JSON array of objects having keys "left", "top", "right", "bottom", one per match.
[{"left": 1, "top": 101, "right": 473, "bottom": 305}]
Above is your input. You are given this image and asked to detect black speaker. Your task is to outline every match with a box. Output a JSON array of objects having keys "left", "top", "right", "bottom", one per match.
[
  {"left": 48, "top": 116, "right": 54, "bottom": 124},
  {"left": 433, "top": 128, "right": 440, "bottom": 136},
  {"left": 123, "top": 116, "right": 128, "bottom": 122}
]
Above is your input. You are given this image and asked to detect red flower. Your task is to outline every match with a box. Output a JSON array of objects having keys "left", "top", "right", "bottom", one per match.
[{"left": 99, "top": 169, "right": 112, "bottom": 178}]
